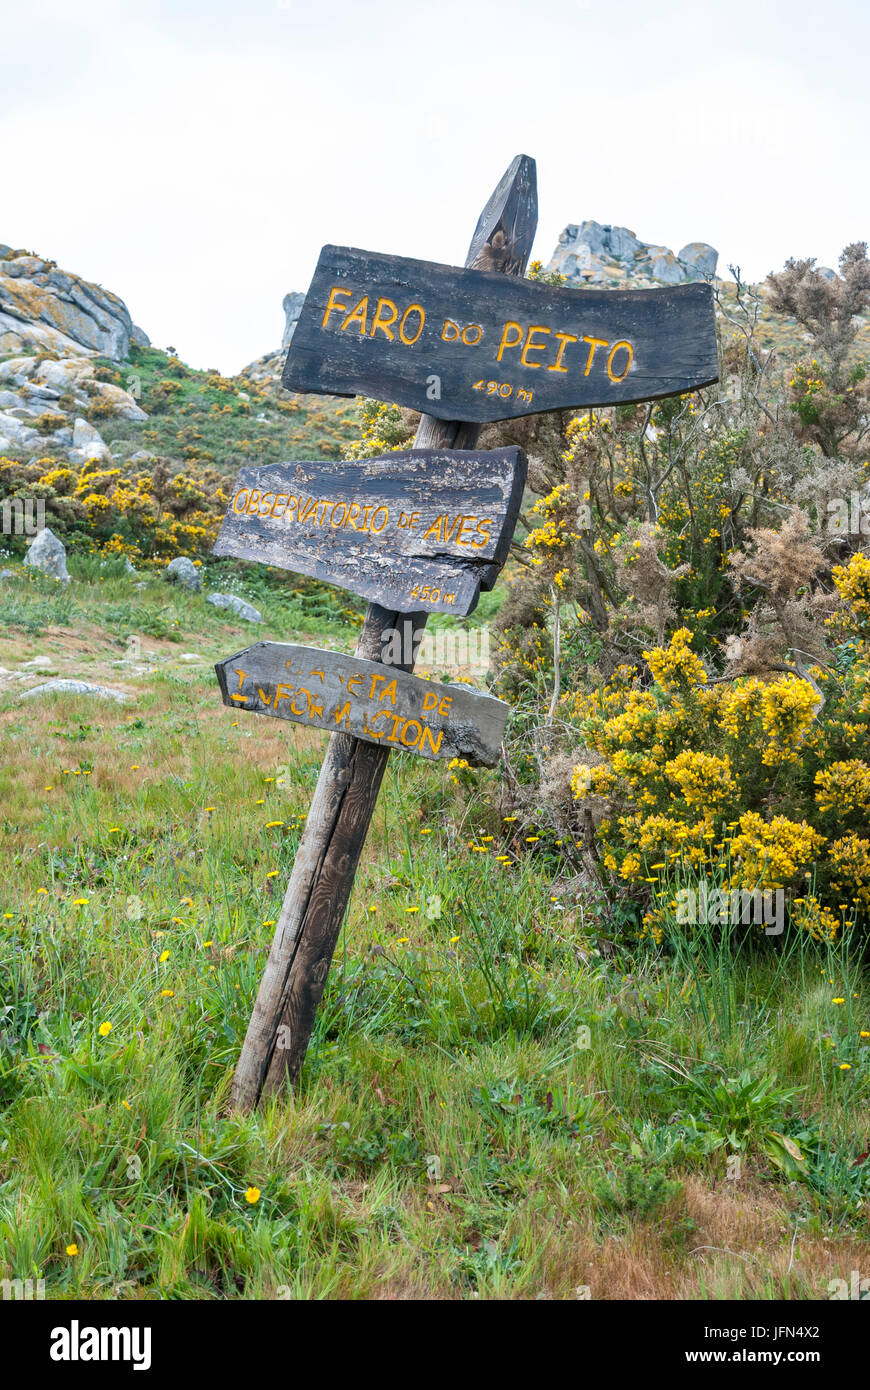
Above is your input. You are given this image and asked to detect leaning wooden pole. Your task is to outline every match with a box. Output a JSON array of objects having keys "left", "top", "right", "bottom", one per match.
[{"left": 230, "top": 155, "right": 538, "bottom": 1111}]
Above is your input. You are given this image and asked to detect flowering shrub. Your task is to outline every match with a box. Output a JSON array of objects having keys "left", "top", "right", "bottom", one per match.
[
  {"left": 0, "top": 452, "right": 223, "bottom": 561},
  {"left": 570, "top": 562, "right": 870, "bottom": 936}
]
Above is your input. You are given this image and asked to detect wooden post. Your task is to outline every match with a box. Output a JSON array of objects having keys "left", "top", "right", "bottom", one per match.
[{"left": 230, "top": 155, "right": 538, "bottom": 1111}]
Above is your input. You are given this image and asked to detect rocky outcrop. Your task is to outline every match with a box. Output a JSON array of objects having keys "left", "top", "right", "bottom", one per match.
[
  {"left": 546, "top": 221, "right": 718, "bottom": 289},
  {"left": 282, "top": 291, "right": 305, "bottom": 349},
  {"left": 0, "top": 245, "right": 149, "bottom": 360}
]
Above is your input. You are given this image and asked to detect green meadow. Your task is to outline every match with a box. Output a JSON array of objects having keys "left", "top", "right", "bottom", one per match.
[{"left": 1, "top": 559, "right": 868, "bottom": 1300}]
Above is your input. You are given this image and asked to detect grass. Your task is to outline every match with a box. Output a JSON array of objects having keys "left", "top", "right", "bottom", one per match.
[
  {"left": 92, "top": 344, "right": 359, "bottom": 470},
  {"left": 0, "top": 565, "right": 869, "bottom": 1300}
]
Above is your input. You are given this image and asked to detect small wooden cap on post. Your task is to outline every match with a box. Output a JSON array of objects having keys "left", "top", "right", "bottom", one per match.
[
  {"left": 466, "top": 153, "right": 538, "bottom": 275},
  {"left": 229, "top": 157, "right": 537, "bottom": 1112}
]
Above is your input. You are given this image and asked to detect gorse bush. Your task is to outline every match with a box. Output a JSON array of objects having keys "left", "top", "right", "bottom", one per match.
[{"left": 567, "top": 555, "right": 870, "bottom": 938}]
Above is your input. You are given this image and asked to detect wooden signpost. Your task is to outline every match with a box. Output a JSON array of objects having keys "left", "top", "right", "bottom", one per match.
[
  {"left": 222, "top": 152, "right": 718, "bottom": 1112},
  {"left": 216, "top": 642, "right": 509, "bottom": 767},
  {"left": 212, "top": 446, "right": 527, "bottom": 616},
  {"left": 283, "top": 247, "right": 719, "bottom": 421}
]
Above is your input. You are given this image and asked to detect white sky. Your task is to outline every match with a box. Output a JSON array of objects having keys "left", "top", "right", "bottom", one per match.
[{"left": 2, "top": 0, "right": 868, "bottom": 373}]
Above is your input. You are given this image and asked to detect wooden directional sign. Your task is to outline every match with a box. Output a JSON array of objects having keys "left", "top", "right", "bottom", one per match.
[
  {"left": 215, "top": 642, "right": 509, "bottom": 767},
  {"left": 283, "top": 245, "right": 719, "bottom": 422},
  {"left": 212, "top": 446, "right": 527, "bottom": 616}
]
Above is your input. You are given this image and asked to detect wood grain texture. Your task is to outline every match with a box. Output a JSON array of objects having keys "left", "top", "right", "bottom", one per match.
[
  {"left": 211, "top": 446, "right": 527, "bottom": 616},
  {"left": 230, "top": 155, "right": 538, "bottom": 1111},
  {"left": 215, "top": 641, "right": 509, "bottom": 766},
  {"left": 283, "top": 245, "right": 718, "bottom": 422}
]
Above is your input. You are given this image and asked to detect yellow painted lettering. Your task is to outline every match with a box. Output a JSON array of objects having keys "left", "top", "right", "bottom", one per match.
[
  {"left": 496, "top": 320, "right": 523, "bottom": 362},
  {"left": 582, "top": 335, "right": 609, "bottom": 375},
  {"left": 606, "top": 340, "right": 634, "bottom": 382},
  {"left": 473, "top": 518, "right": 492, "bottom": 548},
  {"left": 420, "top": 726, "right": 444, "bottom": 755},
  {"left": 548, "top": 331, "right": 578, "bottom": 372},
  {"left": 370, "top": 297, "right": 398, "bottom": 340},
  {"left": 399, "top": 304, "right": 425, "bottom": 345},
  {"left": 321, "top": 285, "right": 351, "bottom": 328},
  {"left": 340, "top": 295, "right": 369, "bottom": 335},
  {"left": 520, "top": 324, "right": 550, "bottom": 368},
  {"left": 400, "top": 719, "right": 423, "bottom": 748}
]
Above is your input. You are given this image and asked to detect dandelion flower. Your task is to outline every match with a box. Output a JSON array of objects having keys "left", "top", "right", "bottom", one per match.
[
  {"left": 160, "top": 989, "right": 174, "bottom": 998},
  {"left": 65, "top": 1244, "right": 79, "bottom": 1257},
  {"left": 159, "top": 950, "right": 170, "bottom": 963},
  {"left": 244, "top": 1186, "right": 261, "bottom": 1204}
]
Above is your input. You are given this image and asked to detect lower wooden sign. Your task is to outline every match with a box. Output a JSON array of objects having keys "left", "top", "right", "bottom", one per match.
[
  {"left": 212, "top": 447, "right": 526, "bottom": 616},
  {"left": 215, "top": 641, "right": 509, "bottom": 767}
]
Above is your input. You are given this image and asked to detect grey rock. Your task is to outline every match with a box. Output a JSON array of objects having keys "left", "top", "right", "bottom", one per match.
[
  {"left": 206, "top": 592, "right": 263, "bottom": 623},
  {"left": 20, "top": 679, "right": 129, "bottom": 703},
  {"left": 281, "top": 291, "right": 306, "bottom": 349},
  {"left": 548, "top": 222, "right": 719, "bottom": 289},
  {"left": 70, "top": 441, "right": 110, "bottom": 464},
  {"left": 0, "top": 389, "right": 21, "bottom": 408},
  {"left": 643, "top": 248, "right": 686, "bottom": 285},
  {"left": 0, "top": 569, "right": 12, "bottom": 581},
  {"left": 72, "top": 417, "right": 103, "bottom": 447},
  {"left": 0, "top": 357, "right": 37, "bottom": 381},
  {"left": 0, "top": 412, "right": 39, "bottom": 446},
  {"left": 165, "top": 556, "right": 202, "bottom": 591},
  {"left": 21, "top": 656, "right": 52, "bottom": 669},
  {"left": 24, "top": 526, "right": 70, "bottom": 583},
  {"left": 0, "top": 249, "right": 149, "bottom": 360},
  {"left": 606, "top": 225, "right": 644, "bottom": 260},
  {"left": 677, "top": 242, "right": 718, "bottom": 278}
]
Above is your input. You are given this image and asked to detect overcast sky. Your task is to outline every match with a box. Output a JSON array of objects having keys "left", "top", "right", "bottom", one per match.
[{"left": 3, "top": 0, "right": 867, "bottom": 373}]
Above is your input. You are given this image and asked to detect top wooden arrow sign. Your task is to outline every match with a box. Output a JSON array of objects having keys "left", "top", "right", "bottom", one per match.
[{"left": 283, "top": 245, "right": 719, "bottom": 423}]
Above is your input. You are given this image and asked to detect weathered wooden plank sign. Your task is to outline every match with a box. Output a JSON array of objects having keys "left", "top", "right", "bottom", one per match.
[
  {"left": 227, "top": 154, "right": 539, "bottom": 1113},
  {"left": 283, "top": 245, "right": 719, "bottom": 422},
  {"left": 212, "top": 446, "right": 527, "bottom": 616},
  {"left": 215, "top": 642, "right": 508, "bottom": 767}
]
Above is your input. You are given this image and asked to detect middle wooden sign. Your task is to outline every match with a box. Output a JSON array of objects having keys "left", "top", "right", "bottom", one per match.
[{"left": 212, "top": 445, "right": 527, "bottom": 616}]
